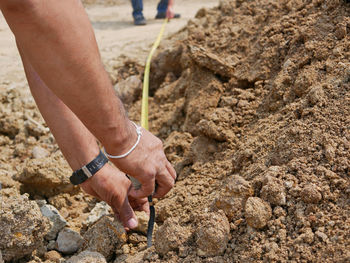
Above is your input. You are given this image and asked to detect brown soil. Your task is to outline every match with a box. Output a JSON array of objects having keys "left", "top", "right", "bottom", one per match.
[{"left": 1, "top": 0, "right": 350, "bottom": 262}]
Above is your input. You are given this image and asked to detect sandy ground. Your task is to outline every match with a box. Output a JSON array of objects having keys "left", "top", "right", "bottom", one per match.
[{"left": 0, "top": 0, "right": 218, "bottom": 86}]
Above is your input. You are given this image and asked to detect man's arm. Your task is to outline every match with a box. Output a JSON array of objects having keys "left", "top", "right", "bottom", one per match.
[
  {"left": 166, "top": 0, "right": 175, "bottom": 18},
  {"left": 0, "top": 0, "right": 176, "bottom": 198},
  {"left": 17, "top": 45, "right": 149, "bottom": 229}
]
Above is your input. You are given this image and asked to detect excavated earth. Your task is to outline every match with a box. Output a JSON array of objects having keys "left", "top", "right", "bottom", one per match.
[{"left": 1, "top": 0, "right": 350, "bottom": 262}]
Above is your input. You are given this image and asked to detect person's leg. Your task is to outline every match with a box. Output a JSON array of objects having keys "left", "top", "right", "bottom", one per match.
[
  {"left": 131, "top": 0, "right": 143, "bottom": 18},
  {"left": 156, "top": 0, "right": 180, "bottom": 19},
  {"left": 156, "top": 0, "right": 168, "bottom": 15},
  {"left": 131, "top": 0, "right": 146, "bottom": 25}
]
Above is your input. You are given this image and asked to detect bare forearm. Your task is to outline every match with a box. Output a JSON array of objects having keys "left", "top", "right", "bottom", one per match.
[
  {"left": 18, "top": 46, "right": 99, "bottom": 171},
  {"left": 1, "top": 0, "right": 134, "bottom": 153}
]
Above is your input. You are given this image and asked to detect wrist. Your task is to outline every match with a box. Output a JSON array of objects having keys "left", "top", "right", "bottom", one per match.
[{"left": 103, "top": 119, "right": 138, "bottom": 157}]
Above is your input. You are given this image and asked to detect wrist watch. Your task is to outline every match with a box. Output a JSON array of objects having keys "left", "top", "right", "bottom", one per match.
[{"left": 69, "top": 150, "right": 108, "bottom": 185}]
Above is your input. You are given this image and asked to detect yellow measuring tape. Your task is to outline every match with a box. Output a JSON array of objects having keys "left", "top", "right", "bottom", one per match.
[
  {"left": 141, "top": 18, "right": 168, "bottom": 247},
  {"left": 141, "top": 18, "right": 169, "bottom": 130}
]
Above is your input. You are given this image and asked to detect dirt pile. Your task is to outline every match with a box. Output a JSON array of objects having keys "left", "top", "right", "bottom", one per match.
[
  {"left": 1, "top": 0, "right": 350, "bottom": 262},
  {"left": 125, "top": 0, "right": 350, "bottom": 261}
]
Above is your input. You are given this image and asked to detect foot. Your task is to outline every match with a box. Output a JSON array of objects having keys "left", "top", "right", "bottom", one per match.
[
  {"left": 155, "top": 12, "right": 181, "bottom": 19},
  {"left": 134, "top": 15, "right": 147, "bottom": 26}
]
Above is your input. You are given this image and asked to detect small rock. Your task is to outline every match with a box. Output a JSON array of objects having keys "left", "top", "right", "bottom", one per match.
[
  {"left": 260, "top": 176, "right": 286, "bottom": 205},
  {"left": 56, "top": 228, "right": 84, "bottom": 255},
  {"left": 0, "top": 250, "right": 3, "bottom": 263},
  {"left": 297, "top": 227, "right": 314, "bottom": 244},
  {"left": 114, "top": 250, "right": 147, "bottom": 263},
  {"left": 284, "top": 181, "right": 293, "bottom": 189},
  {"left": 0, "top": 193, "right": 49, "bottom": 261},
  {"left": 83, "top": 215, "right": 127, "bottom": 260},
  {"left": 85, "top": 202, "right": 111, "bottom": 226},
  {"left": 47, "top": 240, "right": 56, "bottom": 250},
  {"left": 307, "top": 85, "right": 325, "bottom": 106},
  {"left": 38, "top": 203, "right": 67, "bottom": 240},
  {"left": 155, "top": 218, "right": 191, "bottom": 256},
  {"left": 212, "top": 196, "right": 244, "bottom": 222},
  {"left": 44, "top": 250, "right": 62, "bottom": 263},
  {"left": 225, "top": 175, "right": 254, "bottom": 198},
  {"left": 315, "top": 231, "right": 328, "bottom": 242},
  {"left": 114, "top": 75, "right": 142, "bottom": 105},
  {"left": 301, "top": 184, "right": 322, "bottom": 204},
  {"left": 195, "top": 212, "right": 230, "bottom": 257},
  {"left": 32, "top": 146, "right": 49, "bottom": 159},
  {"left": 16, "top": 152, "right": 74, "bottom": 197},
  {"left": 66, "top": 251, "right": 107, "bottom": 263},
  {"left": 335, "top": 23, "right": 347, "bottom": 40},
  {"left": 245, "top": 197, "right": 272, "bottom": 229},
  {"left": 128, "top": 233, "right": 147, "bottom": 245},
  {"left": 134, "top": 211, "right": 150, "bottom": 235}
]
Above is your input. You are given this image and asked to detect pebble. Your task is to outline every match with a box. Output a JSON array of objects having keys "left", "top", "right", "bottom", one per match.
[
  {"left": 225, "top": 175, "right": 254, "bottom": 198},
  {"left": 245, "top": 197, "right": 272, "bottom": 229},
  {"left": 32, "top": 146, "right": 49, "bottom": 159},
  {"left": 66, "top": 251, "right": 107, "bottom": 263},
  {"left": 315, "top": 231, "right": 328, "bottom": 242},
  {"left": 85, "top": 202, "right": 111, "bottom": 226},
  {"left": 134, "top": 211, "right": 150, "bottom": 235},
  {"left": 38, "top": 203, "right": 67, "bottom": 240},
  {"left": 56, "top": 228, "right": 84, "bottom": 255},
  {"left": 260, "top": 177, "right": 286, "bottom": 206},
  {"left": 212, "top": 196, "right": 244, "bottom": 222},
  {"left": 0, "top": 250, "right": 3, "bottom": 263},
  {"left": 301, "top": 184, "right": 322, "bottom": 204},
  {"left": 44, "top": 250, "right": 62, "bottom": 263},
  {"left": 47, "top": 240, "right": 56, "bottom": 250}
]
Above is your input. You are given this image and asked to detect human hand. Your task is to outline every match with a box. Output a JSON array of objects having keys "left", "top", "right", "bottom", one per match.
[
  {"left": 106, "top": 126, "right": 176, "bottom": 200},
  {"left": 166, "top": 6, "right": 175, "bottom": 19},
  {"left": 80, "top": 164, "right": 148, "bottom": 230}
]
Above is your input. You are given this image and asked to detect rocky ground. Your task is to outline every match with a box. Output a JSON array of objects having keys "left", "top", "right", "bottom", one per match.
[{"left": 1, "top": 0, "right": 350, "bottom": 262}]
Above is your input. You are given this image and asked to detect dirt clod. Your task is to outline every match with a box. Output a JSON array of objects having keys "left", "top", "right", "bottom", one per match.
[
  {"left": 245, "top": 197, "right": 272, "bottom": 229},
  {"left": 195, "top": 212, "right": 230, "bottom": 257}
]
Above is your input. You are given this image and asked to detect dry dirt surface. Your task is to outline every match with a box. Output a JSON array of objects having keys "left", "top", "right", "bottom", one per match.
[{"left": 1, "top": 0, "right": 350, "bottom": 262}]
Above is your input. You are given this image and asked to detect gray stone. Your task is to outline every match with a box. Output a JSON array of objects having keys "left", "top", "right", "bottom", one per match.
[
  {"left": 32, "top": 146, "right": 49, "bottom": 159},
  {"left": 39, "top": 203, "right": 67, "bottom": 240},
  {"left": 85, "top": 202, "right": 111, "bottom": 226},
  {"left": 47, "top": 240, "right": 56, "bottom": 250},
  {"left": 56, "top": 228, "right": 84, "bottom": 255},
  {"left": 66, "top": 251, "right": 107, "bottom": 263}
]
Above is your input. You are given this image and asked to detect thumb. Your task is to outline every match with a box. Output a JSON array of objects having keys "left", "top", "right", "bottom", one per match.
[{"left": 115, "top": 196, "right": 138, "bottom": 230}]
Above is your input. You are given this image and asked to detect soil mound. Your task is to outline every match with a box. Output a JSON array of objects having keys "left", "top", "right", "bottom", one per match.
[
  {"left": 1, "top": 0, "right": 349, "bottom": 262},
  {"left": 125, "top": 0, "right": 350, "bottom": 261}
]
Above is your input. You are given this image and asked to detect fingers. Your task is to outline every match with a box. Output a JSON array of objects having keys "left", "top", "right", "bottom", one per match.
[
  {"left": 153, "top": 161, "right": 176, "bottom": 198},
  {"left": 129, "top": 196, "right": 150, "bottom": 215},
  {"left": 166, "top": 161, "right": 177, "bottom": 181},
  {"left": 111, "top": 194, "right": 138, "bottom": 230},
  {"left": 129, "top": 175, "right": 156, "bottom": 199}
]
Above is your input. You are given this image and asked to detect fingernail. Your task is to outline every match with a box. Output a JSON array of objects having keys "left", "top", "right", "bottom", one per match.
[{"left": 127, "top": 218, "right": 138, "bottom": 229}]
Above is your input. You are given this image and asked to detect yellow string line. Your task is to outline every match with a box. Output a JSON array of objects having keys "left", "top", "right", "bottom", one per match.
[{"left": 141, "top": 18, "right": 169, "bottom": 130}]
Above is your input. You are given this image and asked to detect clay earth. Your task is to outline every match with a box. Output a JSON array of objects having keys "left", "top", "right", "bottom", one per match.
[{"left": 1, "top": 0, "right": 350, "bottom": 262}]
